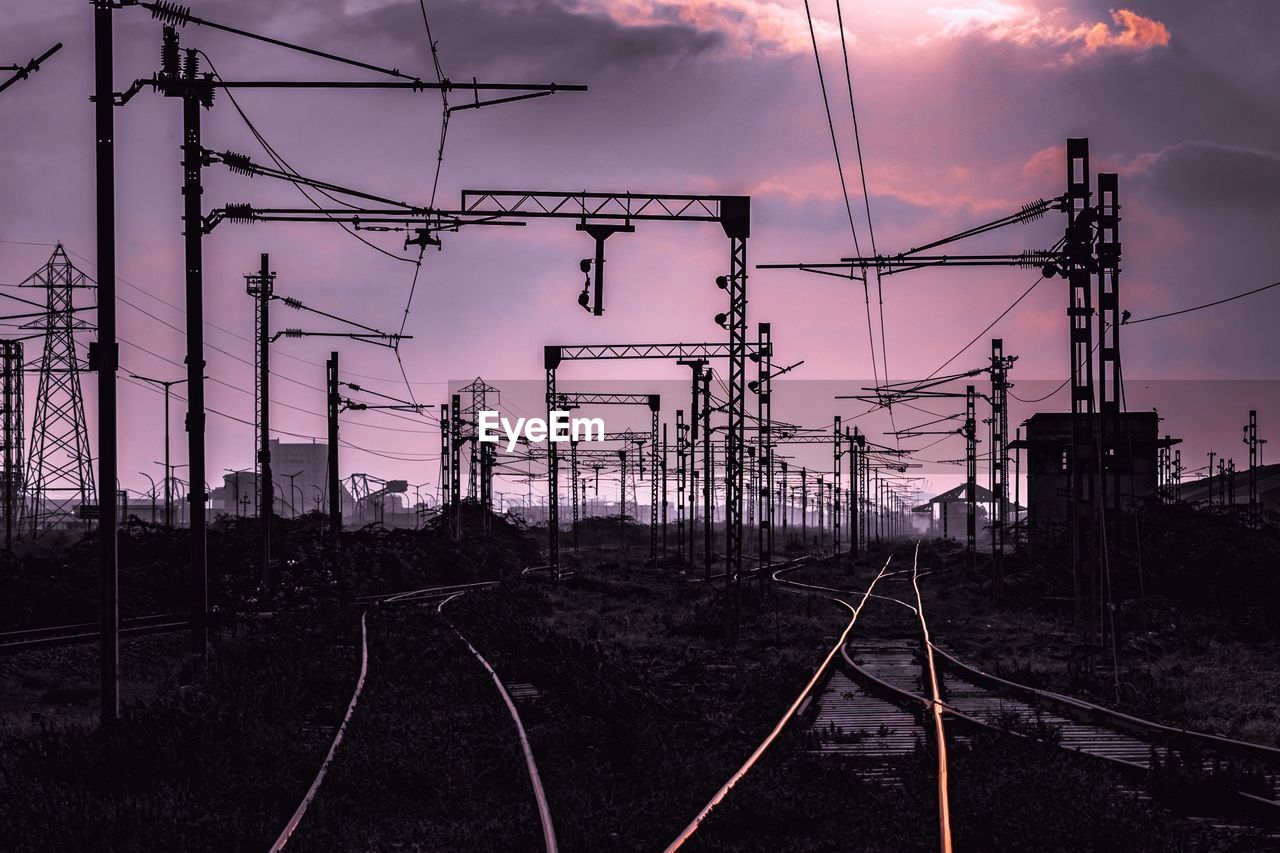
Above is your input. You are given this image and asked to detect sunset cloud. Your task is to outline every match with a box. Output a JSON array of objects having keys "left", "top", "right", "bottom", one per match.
[
  {"left": 558, "top": 1, "right": 1169, "bottom": 64},
  {"left": 923, "top": 4, "right": 1170, "bottom": 62},
  {"left": 1081, "top": 9, "right": 1171, "bottom": 54}
]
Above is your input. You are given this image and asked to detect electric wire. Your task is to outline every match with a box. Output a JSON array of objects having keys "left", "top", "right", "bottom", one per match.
[
  {"left": 1124, "top": 279, "right": 1280, "bottom": 325},
  {"left": 801, "top": 0, "right": 880, "bottom": 395}
]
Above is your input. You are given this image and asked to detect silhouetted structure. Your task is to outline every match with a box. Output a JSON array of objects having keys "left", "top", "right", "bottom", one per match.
[
  {"left": 1018, "top": 412, "right": 1175, "bottom": 543},
  {"left": 0, "top": 340, "right": 23, "bottom": 547},
  {"left": 21, "top": 246, "right": 96, "bottom": 535}
]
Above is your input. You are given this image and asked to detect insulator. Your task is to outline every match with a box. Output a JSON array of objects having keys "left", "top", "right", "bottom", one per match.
[
  {"left": 161, "top": 27, "right": 180, "bottom": 78},
  {"left": 1016, "top": 250, "right": 1057, "bottom": 269},
  {"left": 182, "top": 48, "right": 199, "bottom": 80},
  {"left": 1019, "top": 199, "right": 1049, "bottom": 222},
  {"left": 283, "top": 328, "right": 303, "bottom": 338},
  {"left": 223, "top": 203, "right": 254, "bottom": 223},
  {"left": 221, "top": 150, "right": 254, "bottom": 176},
  {"left": 148, "top": 1, "right": 192, "bottom": 27},
  {"left": 281, "top": 296, "right": 303, "bottom": 310}
]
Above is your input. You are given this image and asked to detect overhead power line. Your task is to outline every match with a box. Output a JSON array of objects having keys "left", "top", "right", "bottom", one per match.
[
  {"left": 802, "top": 0, "right": 881, "bottom": 395},
  {"left": 1124, "top": 280, "right": 1280, "bottom": 326}
]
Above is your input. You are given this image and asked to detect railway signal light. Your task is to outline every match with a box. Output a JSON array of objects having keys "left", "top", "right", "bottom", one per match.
[{"left": 578, "top": 261, "right": 592, "bottom": 311}]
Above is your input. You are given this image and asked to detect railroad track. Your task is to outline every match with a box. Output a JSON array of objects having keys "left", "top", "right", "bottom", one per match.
[
  {"left": 270, "top": 572, "right": 558, "bottom": 853},
  {"left": 1, "top": 580, "right": 503, "bottom": 656},
  {"left": 783, "top": 550, "right": 1280, "bottom": 832},
  {"left": 662, "top": 553, "right": 897, "bottom": 852},
  {"left": 0, "top": 612, "right": 188, "bottom": 654}
]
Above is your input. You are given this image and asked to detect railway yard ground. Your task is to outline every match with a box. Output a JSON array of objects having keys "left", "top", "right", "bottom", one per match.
[{"left": 4, "top": 511, "right": 1277, "bottom": 851}]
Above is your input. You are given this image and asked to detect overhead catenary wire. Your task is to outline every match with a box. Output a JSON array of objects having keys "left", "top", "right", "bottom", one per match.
[
  {"left": 199, "top": 51, "right": 420, "bottom": 266},
  {"left": 9, "top": 240, "right": 441, "bottom": 389},
  {"left": 923, "top": 275, "right": 1045, "bottom": 382},
  {"left": 834, "top": 0, "right": 892, "bottom": 424},
  {"left": 802, "top": 1, "right": 881, "bottom": 396},
  {"left": 1124, "top": 279, "right": 1280, "bottom": 325}
]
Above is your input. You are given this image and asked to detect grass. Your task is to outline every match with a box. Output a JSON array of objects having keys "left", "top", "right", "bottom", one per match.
[
  {"left": 445, "top": 558, "right": 1256, "bottom": 851},
  {"left": 447, "top": 566, "right": 836, "bottom": 852},
  {"left": 3, "top": 519, "right": 1276, "bottom": 850},
  {"left": 0, "top": 608, "right": 360, "bottom": 852},
  {"left": 286, "top": 607, "right": 542, "bottom": 852}
]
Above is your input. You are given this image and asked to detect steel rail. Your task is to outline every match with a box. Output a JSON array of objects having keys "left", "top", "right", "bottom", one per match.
[
  {"left": 930, "top": 644, "right": 1280, "bottom": 767},
  {"left": 911, "top": 544, "right": 953, "bottom": 853},
  {"left": 0, "top": 612, "right": 189, "bottom": 653},
  {"left": 437, "top": 591, "right": 559, "bottom": 853},
  {"left": 269, "top": 578, "right": 511, "bottom": 849},
  {"left": 779, "top": 557, "right": 1280, "bottom": 826},
  {"left": 661, "top": 554, "right": 894, "bottom": 852},
  {"left": 269, "top": 612, "right": 369, "bottom": 852}
]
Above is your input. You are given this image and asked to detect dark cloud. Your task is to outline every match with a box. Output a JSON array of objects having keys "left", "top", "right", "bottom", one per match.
[
  {"left": 1137, "top": 140, "right": 1280, "bottom": 210},
  {"left": 306, "top": 0, "right": 724, "bottom": 79}
]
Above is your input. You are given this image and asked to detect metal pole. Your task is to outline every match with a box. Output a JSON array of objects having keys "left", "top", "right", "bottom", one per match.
[
  {"left": 801, "top": 468, "right": 807, "bottom": 544},
  {"left": 833, "top": 416, "right": 842, "bottom": 554},
  {"left": 676, "top": 410, "right": 685, "bottom": 567},
  {"left": 182, "top": 62, "right": 208, "bottom": 669},
  {"left": 702, "top": 370, "right": 712, "bottom": 581},
  {"left": 1014, "top": 425, "right": 1022, "bottom": 554},
  {"left": 163, "top": 384, "right": 173, "bottom": 528},
  {"left": 650, "top": 399, "right": 659, "bottom": 565},
  {"left": 327, "top": 352, "right": 340, "bottom": 538},
  {"left": 966, "top": 384, "right": 976, "bottom": 567},
  {"left": 94, "top": 0, "right": 119, "bottom": 724},
  {"left": 661, "top": 422, "right": 669, "bottom": 561},
  {"left": 252, "top": 253, "right": 274, "bottom": 600},
  {"left": 545, "top": 354, "right": 559, "bottom": 573}
]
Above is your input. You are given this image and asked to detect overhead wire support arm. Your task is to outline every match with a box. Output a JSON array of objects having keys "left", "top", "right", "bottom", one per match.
[
  {"left": 135, "top": 0, "right": 586, "bottom": 98},
  {"left": 853, "top": 368, "right": 985, "bottom": 396},
  {"left": 277, "top": 295, "right": 388, "bottom": 337},
  {"left": 0, "top": 42, "right": 63, "bottom": 95},
  {"left": 271, "top": 330, "right": 410, "bottom": 348},
  {"left": 339, "top": 382, "right": 433, "bottom": 414},
  {"left": 202, "top": 204, "right": 525, "bottom": 235},
  {"left": 208, "top": 149, "right": 421, "bottom": 210},
  {"left": 758, "top": 197, "right": 1067, "bottom": 276},
  {"left": 134, "top": 0, "right": 423, "bottom": 80},
  {"left": 450, "top": 85, "right": 557, "bottom": 113},
  {"left": 890, "top": 196, "right": 1065, "bottom": 257},
  {"left": 342, "top": 401, "right": 425, "bottom": 413},
  {"left": 759, "top": 251, "right": 1062, "bottom": 277}
]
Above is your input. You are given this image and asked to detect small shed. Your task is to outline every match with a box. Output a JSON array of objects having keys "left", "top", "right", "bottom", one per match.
[{"left": 913, "top": 483, "right": 996, "bottom": 540}]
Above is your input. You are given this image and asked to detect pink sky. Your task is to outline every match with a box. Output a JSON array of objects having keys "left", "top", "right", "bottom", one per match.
[{"left": 2, "top": 0, "right": 1278, "bottom": 499}]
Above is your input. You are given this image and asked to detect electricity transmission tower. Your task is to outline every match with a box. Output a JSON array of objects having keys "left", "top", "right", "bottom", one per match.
[
  {"left": 20, "top": 245, "right": 97, "bottom": 536},
  {"left": 459, "top": 378, "right": 499, "bottom": 498}
]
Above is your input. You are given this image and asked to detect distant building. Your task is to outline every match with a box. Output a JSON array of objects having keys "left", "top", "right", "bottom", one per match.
[
  {"left": 910, "top": 483, "right": 1024, "bottom": 541},
  {"left": 211, "top": 440, "right": 351, "bottom": 518},
  {"left": 1013, "top": 412, "right": 1173, "bottom": 541}
]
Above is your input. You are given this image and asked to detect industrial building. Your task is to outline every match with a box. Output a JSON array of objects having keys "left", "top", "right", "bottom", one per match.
[{"left": 1014, "top": 412, "right": 1174, "bottom": 541}]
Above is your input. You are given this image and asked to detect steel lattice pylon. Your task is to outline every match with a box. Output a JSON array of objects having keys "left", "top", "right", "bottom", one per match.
[
  {"left": 21, "top": 245, "right": 96, "bottom": 536},
  {"left": 459, "top": 377, "right": 499, "bottom": 499}
]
